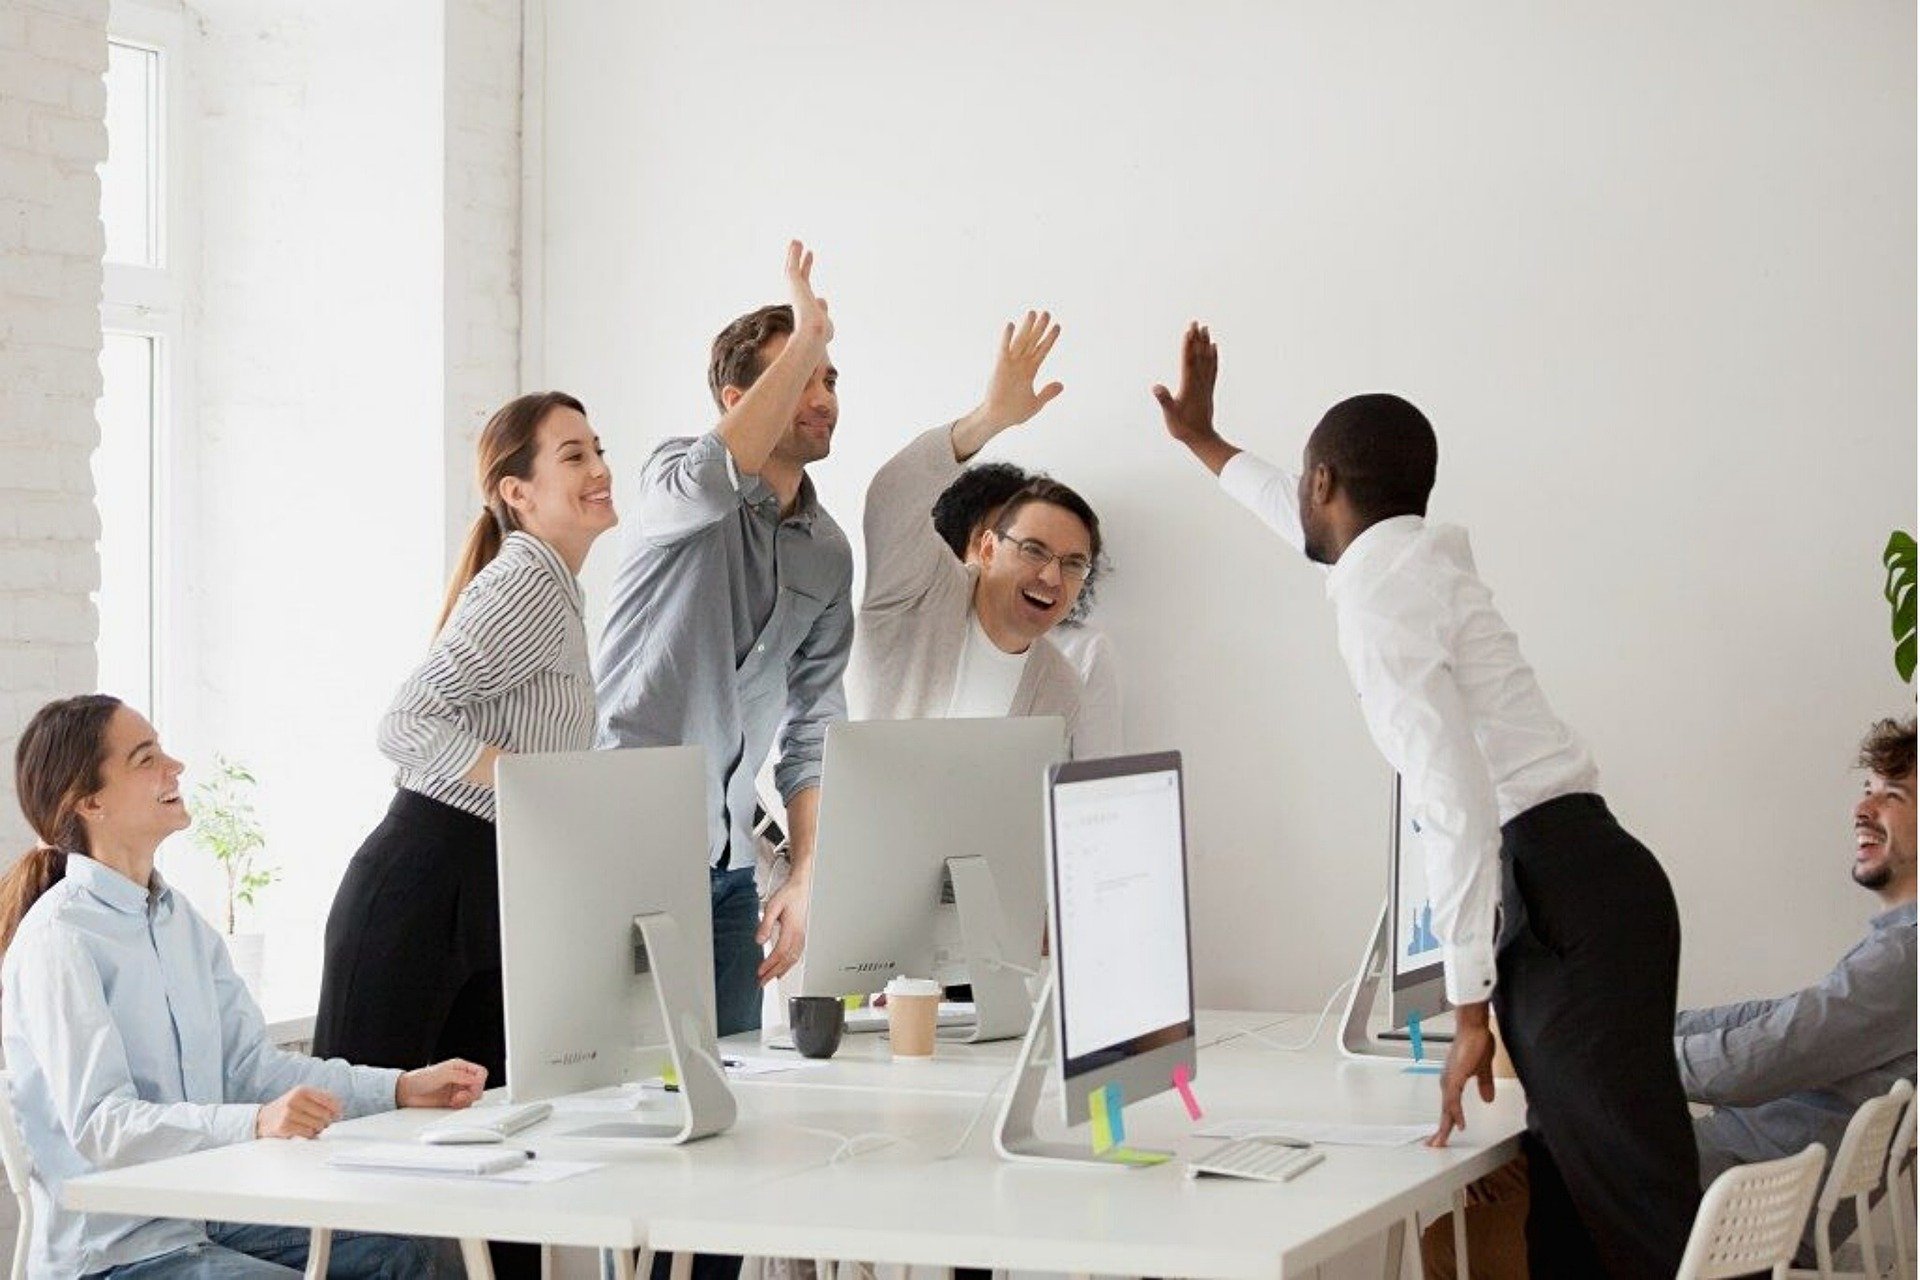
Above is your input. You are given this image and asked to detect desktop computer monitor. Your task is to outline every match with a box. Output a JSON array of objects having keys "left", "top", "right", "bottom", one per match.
[
  {"left": 495, "top": 746, "right": 721, "bottom": 1109},
  {"left": 797, "top": 716, "right": 1065, "bottom": 1037},
  {"left": 1388, "top": 774, "right": 1450, "bottom": 1028},
  {"left": 1048, "top": 751, "right": 1196, "bottom": 1128}
]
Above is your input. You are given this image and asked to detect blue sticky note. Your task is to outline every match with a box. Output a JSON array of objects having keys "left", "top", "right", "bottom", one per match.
[{"left": 1407, "top": 1011, "right": 1425, "bottom": 1063}]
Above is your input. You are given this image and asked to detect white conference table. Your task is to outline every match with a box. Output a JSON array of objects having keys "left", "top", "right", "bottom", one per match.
[{"left": 63, "top": 1010, "right": 1526, "bottom": 1279}]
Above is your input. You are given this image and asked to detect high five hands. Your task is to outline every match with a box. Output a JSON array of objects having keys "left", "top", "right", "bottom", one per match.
[
  {"left": 786, "top": 239, "right": 833, "bottom": 350},
  {"left": 1152, "top": 322, "right": 1241, "bottom": 475},
  {"left": 952, "top": 311, "right": 1065, "bottom": 460}
]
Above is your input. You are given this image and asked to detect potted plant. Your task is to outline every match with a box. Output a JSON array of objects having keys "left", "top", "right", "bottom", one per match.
[
  {"left": 1885, "top": 530, "right": 1915, "bottom": 683},
  {"left": 189, "top": 756, "right": 281, "bottom": 995}
]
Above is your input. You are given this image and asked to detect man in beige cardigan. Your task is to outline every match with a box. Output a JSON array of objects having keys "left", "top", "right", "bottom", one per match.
[{"left": 848, "top": 311, "right": 1099, "bottom": 757}]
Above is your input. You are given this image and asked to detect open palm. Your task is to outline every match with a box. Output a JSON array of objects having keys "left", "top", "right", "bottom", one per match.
[{"left": 981, "top": 310, "right": 1064, "bottom": 430}]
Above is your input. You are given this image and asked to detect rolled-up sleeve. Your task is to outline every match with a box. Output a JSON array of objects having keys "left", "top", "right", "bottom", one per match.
[
  {"left": 8, "top": 931, "right": 259, "bottom": 1165},
  {"left": 636, "top": 433, "right": 745, "bottom": 546},
  {"left": 775, "top": 583, "right": 854, "bottom": 802}
]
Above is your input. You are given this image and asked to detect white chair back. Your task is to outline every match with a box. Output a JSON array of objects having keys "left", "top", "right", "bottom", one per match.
[
  {"left": 0, "top": 1071, "right": 34, "bottom": 1280},
  {"left": 1812, "top": 1077, "right": 1913, "bottom": 1279},
  {"left": 1884, "top": 1089, "right": 1916, "bottom": 1279},
  {"left": 1678, "top": 1143, "right": 1827, "bottom": 1279}
]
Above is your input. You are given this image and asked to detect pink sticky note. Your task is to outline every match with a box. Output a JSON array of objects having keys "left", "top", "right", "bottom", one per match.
[{"left": 1172, "top": 1063, "right": 1203, "bottom": 1121}]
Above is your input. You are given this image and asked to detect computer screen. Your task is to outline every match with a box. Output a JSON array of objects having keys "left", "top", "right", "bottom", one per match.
[
  {"left": 1049, "top": 752, "right": 1195, "bottom": 1082},
  {"left": 1388, "top": 774, "right": 1449, "bottom": 1024}
]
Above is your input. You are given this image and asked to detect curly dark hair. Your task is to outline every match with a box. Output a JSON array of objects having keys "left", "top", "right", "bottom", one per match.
[
  {"left": 932, "top": 462, "right": 1031, "bottom": 558},
  {"left": 1859, "top": 717, "right": 1917, "bottom": 780},
  {"left": 934, "top": 464, "right": 1110, "bottom": 623}
]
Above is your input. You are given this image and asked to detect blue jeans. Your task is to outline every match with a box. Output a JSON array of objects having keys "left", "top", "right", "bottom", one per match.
[
  {"left": 711, "top": 865, "right": 763, "bottom": 1037},
  {"left": 92, "top": 1222, "right": 461, "bottom": 1278}
]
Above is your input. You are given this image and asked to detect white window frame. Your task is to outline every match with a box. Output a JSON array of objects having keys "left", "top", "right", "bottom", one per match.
[{"left": 101, "top": 0, "right": 194, "bottom": 725}]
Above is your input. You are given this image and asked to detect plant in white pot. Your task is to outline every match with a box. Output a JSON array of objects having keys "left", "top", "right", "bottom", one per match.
[{"left": 189, "top": 757, "right": 281, "bottom": 996}]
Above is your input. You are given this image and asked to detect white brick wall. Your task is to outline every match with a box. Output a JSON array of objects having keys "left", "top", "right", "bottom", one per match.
[
  {"left": 0, "top": 0, "right": 106, "bottom": 860},
  {"left": 443, "top": 0, "right": 522, "bottom": 571}
]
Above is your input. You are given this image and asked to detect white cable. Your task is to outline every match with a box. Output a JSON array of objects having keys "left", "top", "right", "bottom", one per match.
[
  {"left": 976, "top": 956, "right": 1041, "bottom": 979},
  {"left": 934, "top": 1065, "right": 1019, "bottom": 1161},
  {"left": 1213, "top": 978, "right": 1354, "bottom": 1053}
]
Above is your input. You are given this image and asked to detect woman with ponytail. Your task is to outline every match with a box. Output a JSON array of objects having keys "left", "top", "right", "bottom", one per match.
[
  {"left": 313, "top": 391, "right": 615, "bottom": 1100},
  {"left": 1, "top": 696, "right": 483, "bottom": 1277}
]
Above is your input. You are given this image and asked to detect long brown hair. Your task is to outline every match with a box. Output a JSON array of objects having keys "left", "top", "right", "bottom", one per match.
[
  {"left": 0, "top": 694, "right": 122, "bottom": 956},
  {"left": 436, "top": 391, "right": 587, "bottom": 634}
]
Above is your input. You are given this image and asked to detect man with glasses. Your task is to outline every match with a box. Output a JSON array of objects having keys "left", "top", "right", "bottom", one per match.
[{"left": 848, "top": 311, "right": 1100, "bottom": 756}]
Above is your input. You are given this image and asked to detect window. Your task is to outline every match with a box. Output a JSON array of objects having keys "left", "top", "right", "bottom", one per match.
[{"left": 97, "top": 2, "right": 187, "bottom": 717}]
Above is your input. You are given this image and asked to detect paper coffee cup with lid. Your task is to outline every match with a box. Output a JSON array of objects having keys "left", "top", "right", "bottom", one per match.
[{"left": 883, "top": 975, "right": 942, "bottom": 1060}]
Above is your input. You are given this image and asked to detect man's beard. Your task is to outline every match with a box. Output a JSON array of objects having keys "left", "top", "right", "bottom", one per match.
[{"left": 1853, "top": 860, "right": 1894, "bottom": 890}]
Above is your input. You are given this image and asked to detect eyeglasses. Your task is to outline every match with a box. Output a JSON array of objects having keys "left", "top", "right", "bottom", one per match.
[{"left": 994, "top": 531, "right": 1093, "bottom": 583}]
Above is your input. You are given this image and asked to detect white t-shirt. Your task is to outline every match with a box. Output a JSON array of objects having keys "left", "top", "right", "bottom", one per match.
[{"left": 946, "top": 614, "right": 1028, "bottom": 719}]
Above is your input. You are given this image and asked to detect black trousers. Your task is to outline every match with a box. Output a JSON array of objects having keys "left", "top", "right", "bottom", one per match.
[
  {"left": 313, "top": 788, "right": 537, "bottom": 1279},
  {"left": 1492, "top": 793, "right": 1702, "bottom": 1279}
]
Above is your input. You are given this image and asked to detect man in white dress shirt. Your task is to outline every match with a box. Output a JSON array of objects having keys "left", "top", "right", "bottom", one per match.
[{"left": 1152, "top": 323, "right": 1699, "bottom": 1278}]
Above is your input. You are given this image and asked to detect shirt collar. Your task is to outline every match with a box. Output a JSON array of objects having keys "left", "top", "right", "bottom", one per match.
[
  {"left": 1872, "top": 900, "right": 1917, "bottom": 931},
  {"left": 741, "top": 473, "right": 822, "bottom": 535},
  {"left": 503, "top": 530, "right": 585, "bottom": 615},
  {"left": 64, "top": 853, "right": 171, "bottom": 915},
  {"left": 1324, "top": 514, "right": 1426, "bottom": 600}
]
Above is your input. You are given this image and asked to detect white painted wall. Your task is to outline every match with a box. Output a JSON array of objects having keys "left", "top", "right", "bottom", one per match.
[
  {"left": 0, "top": 0, "right": 107, "bottom": 861},
  {"left": 537, "top": 1, "right": 1917, "bottom": 1011}
]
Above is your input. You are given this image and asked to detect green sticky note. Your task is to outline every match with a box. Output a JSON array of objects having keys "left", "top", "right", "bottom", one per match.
[
  {"left": 1102, "top": 1146, "right": 1173, "bottom": 1167},
  {"left": 660, "top": 1062, "right": 680, "bottom": 1090},
  {"left": 842, "top": 994, "right": 864, "bottom": 1011},
  {"left": 1088, "top": 1086, "right": 1117, "bottom": 1154}
]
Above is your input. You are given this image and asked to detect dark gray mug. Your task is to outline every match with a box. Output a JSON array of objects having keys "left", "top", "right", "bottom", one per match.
[{"left": 787, "top": 995, "right": 845, "bottom": 1059}]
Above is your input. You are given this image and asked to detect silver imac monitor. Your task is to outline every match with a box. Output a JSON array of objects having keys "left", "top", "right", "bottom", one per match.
[
  {"left": 797, "top": 716, "right": 1065, "bottom": 1038},
  {"left": 495, "top": 745, "right": 731, "bottom": 1137},
  {"left": 1048, "top": 751, "right": 1197, "bottom": 1128},
  {"left": 1387, "top": 774, "right": 1451, "bottom": 1028}
]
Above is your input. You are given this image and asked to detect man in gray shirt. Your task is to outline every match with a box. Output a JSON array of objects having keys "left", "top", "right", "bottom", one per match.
[
  {"left": 597, "top": 242, "right": 852, "bottom": 1039},
  {"left": 1676, "top": 715, "right": 1916, "bottom": 1252}
]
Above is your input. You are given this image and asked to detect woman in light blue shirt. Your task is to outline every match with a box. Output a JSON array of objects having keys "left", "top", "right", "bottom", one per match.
[{"left": 0, "top": 695, "right": 486, "bottom": 1278}]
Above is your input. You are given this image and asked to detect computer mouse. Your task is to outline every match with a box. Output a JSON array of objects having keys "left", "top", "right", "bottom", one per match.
[{"left": 419, "top": 1126, "right": 506, "bottom": 1146}]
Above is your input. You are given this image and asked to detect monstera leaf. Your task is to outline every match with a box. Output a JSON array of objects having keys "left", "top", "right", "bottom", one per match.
[{"left": 1886, "top": 531, "right": 1916, "bottom": 684}]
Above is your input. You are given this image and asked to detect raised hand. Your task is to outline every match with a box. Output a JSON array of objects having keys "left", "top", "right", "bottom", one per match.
[
  {"left": 952, "top": 310, "right": 1065, "bottom": 459},
  {"left": 1151, "top": 322, "right": 1218, "bottom": 446},
  {"left": 786, "top": 240, "right": 834, "bottom": 349},
  {"left": 256, "top": 1085, "right": 342, "bottom": 1140},
  {"left": 397, "top": 1059, "right": 489, "bottom": 1110}
]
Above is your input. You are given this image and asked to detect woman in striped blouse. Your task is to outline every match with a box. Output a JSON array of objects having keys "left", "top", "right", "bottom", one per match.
[{"left": 313, "top": 390, "right": 615, "bottom": 1095}]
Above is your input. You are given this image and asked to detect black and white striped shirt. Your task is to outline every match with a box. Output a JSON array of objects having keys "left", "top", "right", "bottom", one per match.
[{"left": 379, "top": 531, "right": 596, "bottom": 821}]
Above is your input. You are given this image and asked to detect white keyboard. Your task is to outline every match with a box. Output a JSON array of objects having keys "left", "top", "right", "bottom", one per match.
[
  {"left": 418, "top": 1101, "right": 552, "bottom": 1145},
  {"left": 331, "top": 1142, "right": 528, "bottom": 1176},
  {"left": 1185, "top": 1137, "right": 1325, "bottom": 1183},
  {"left": 843, "top": 1001, "right": 976, "bottom": 1034}
]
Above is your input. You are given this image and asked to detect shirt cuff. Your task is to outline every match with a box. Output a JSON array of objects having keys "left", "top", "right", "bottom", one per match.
[
  {"left": 1443, "top": 942, "right": 1498, "bottom": 1005},
  {"left": 215, "top": 1103, "right": 263, "bottom": 1146},
  {"left": 347, "top": 1066, "right": 405, "bottom": 1119}
]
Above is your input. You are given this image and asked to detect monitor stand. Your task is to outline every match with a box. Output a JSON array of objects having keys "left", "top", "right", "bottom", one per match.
[
  {"left": 1340, "top": 899, "right": 1453, "bottom": 1062},
  {"left": 943, "top": 854, "right": 1035, "bottom": 1044},
  {"left": 993, "top": 972, "right": 1159, "bottom": 1169},
  {"left": 556, "top": 912, "right": 737, "bottom": 1144}
]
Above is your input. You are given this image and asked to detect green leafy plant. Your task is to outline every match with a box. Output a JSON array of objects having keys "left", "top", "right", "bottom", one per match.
[
  {"left": 189, "top": 757, "right": 281, "bottom": 935},
  {"left": 1886, "top": 531, "right": 1916, "bottom": 684}
]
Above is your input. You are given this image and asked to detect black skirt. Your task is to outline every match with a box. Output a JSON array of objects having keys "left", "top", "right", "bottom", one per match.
[{"left": 312, "top": 788, "right": 506, "bottom": 1085}]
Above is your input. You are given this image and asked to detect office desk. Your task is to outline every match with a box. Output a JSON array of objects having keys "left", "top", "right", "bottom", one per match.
[
  {"left": 63, "top": 1013, "right": 1521, "bottom": 1280},
  {"left": 655, "top": 1037, "right": 1524, "bottom": 1278}
]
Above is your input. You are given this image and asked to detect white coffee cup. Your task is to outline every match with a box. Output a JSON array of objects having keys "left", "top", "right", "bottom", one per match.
[{"left": 883, "top": 975, "right": 942, "bottom": 1060}]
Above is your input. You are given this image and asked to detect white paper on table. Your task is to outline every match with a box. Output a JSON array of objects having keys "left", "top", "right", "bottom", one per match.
[
  {"left": 489, "top": 1159, "right": 602, "bottom": 1184},
  {"left": 1194, "top": 1119, "right": 1431, "bottom": 1147},
  {"left": 547, "top": 1084, "right": 654, "bottom": 1114},
  {"left": 723, "top": 1055, "right": 828, "bottom": 1077}
]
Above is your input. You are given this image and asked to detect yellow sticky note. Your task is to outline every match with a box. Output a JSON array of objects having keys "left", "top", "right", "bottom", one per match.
[
  {"left": 1089, "top": 1087, "right": 1116, "bottom": 1154},
  {"left": 843, "top": 994, "right": 864, "bottom": 1011},
  {"left": 660, "top": 1063, "right": 680, "bottom": 1090},
  {"left": 1102, "top": 1147, "right": 1173, "bottom": 1167}
]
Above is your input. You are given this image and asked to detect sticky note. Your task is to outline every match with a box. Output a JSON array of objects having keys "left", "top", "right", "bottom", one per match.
[
  {"left": 1403, "top": 1064, "right": 1444, "bottom": 1076},
  {"left": 1088, "top": 1082, "right": 1125, "bottom": 1153},
  {"left": 842, "top": 995, "right": 863, "bottom": 1011},
  {"left": 1101, "top": 1146, "right": 1172, "bottom": 1167},
  {"left": 1172, "top": 1064, "right": 1203, "bottom": 1121},
  {"left": 1407, "top": 1012, "right": 1425, "bottom": 1064}
]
